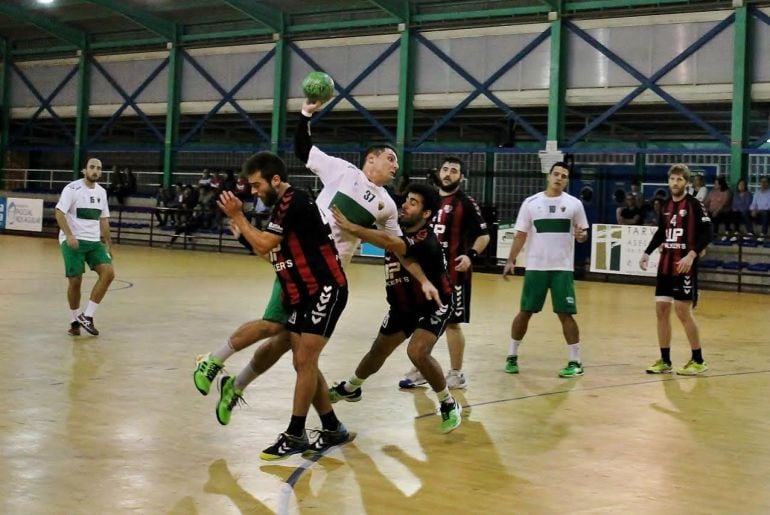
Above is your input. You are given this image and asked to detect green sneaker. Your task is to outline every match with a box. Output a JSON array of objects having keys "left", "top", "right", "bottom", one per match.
[
  {"left": 676, "top": 360, "right": 709, "bottom": 376},
  {"left": 646, "top": 359, "right": 673, "bottom": 374},
  {"left": 439, "top": 398, "right": 463, "bottom": 434},
  {"left": 504, "top": 355, "right": 519, "bottom": 374},
  {"left": 216, "top": 376, "right": 245, "bottom": 426},
  {"left": 558, "top": 361, "right": 584, "bottom": 378},
  {"left": 194, "top": 353, "right": 224, "bottom": 396}
]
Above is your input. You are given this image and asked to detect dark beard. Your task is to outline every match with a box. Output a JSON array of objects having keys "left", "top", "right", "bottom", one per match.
[
  {"left": 438, "top": 181, "right": 459, "bottom": 193},
  {"left": 263, "top": 187, "right": 278, "bottom": 206}
]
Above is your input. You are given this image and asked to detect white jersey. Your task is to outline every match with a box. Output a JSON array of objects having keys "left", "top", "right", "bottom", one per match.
[
  {"left": 514, "top": 191, "right": 588, "bottom": 271},
  {"left": 56, "top": 179, "right": 110, "bottom": 243},
  {"left": 306, "top": 145, "right": 401, "bottom": 265}
]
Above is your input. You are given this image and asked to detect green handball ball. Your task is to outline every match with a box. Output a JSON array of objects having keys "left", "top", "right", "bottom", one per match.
[{"left": 302, "top": 71, "right": 334, "bottom": 103}]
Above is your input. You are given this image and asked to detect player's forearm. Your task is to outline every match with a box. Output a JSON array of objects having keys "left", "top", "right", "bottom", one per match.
[
  {"left": 294, "top": 113, "right": 312, "bottom": 163},
  {"left": 471, "top": 234, "right": 491, "bottom": 255},
  {"left": 507, "top": 232, "right": 527, "bottom": 262},
  {"left": 231, "top": 212, "right": 273, "bottom": 255},
  {"left": 401, "top": 258, "right": 430, "bottom": 285},
  {"left": 55, "top": 210, "right": 74, "bottom": 237},
  {"left": 351, "top": 225, "right": 406, "bottom": 254}
]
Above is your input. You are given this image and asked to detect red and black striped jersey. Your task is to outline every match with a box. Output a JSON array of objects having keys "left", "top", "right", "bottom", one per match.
[
  {"left": 644, "top": 194, "right": 712, "bottom": 276},
  {"left": 265, "top": 187, "right": 347, "bottom": 306},
  {"left": 384, "top": 225, "right": 453, "bottom": 312},
  {"left": 432, "top": 190, "right": 488, "bottom": 285}
]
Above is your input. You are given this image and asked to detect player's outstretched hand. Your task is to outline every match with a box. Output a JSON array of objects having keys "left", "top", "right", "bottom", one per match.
[
  {"left": 217, "top": 191, "right": 243, "bottom": 217},
  {"left": 502, "top": 259, "right": 516, "bottom": 280},
  {"left": 454, "top": 255, "right": 471, "bottom": 272},
  {"left": 422, "top": 280, "right": 444, "bottom": 308},
  {"left": 639, "top": 254, "right": 649, "bottom": 271},
  {"left": 330, "top": 205, "right": 354, "bottom": 233},
  {"left": 228, "top": 219, "right": 242, "bottom": 239},
  {"left": 302, "top": 99, "right": 325, "bottom": 116}
]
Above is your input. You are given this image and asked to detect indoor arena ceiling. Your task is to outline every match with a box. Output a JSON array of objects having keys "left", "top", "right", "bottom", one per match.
[{"left": 1, "top": 0, "right": 769, "bottom": 144}]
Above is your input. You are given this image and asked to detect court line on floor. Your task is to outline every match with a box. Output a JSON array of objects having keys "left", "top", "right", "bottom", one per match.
[
  {"left": 0, "top": 278, "right": 134, "bottom": 295},
  {"left": 275, "top": 367, "right": 770, "bottom": 514}
]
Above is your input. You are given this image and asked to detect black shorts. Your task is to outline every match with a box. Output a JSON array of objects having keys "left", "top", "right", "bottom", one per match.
[
  {"left": 286, "top": 284, "right": 348, "bottom": 338},
  {"left": 379, "top": 302, "right": 452, "bottom": 339},
  {"left": 448, "top": 280, "right": 471, "bottom": 324},
  {"left": 655, "top": 272, "right": 699, "bottom": 307}
]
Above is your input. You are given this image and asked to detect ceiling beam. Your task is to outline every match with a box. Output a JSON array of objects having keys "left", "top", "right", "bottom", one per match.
[
  {"left": 82, "top": 0, "right": 177, "bottom": 42},
  {"left": 0, "top": 3, "right": 85, "bottom": 48},
  {"left": 367, "top": 0, "right": 408, "bottom": 21},
  {"left": 221, "top": 0, "right": 284, "bottom": 33}
]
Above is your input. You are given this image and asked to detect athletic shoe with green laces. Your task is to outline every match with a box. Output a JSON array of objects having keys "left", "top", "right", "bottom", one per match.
[
  {"left": 676, "top": 360, "right": 709, "bottom": 376},
  {"left": 504, "top": 355, "right": 519, "bottom": 374},
  {"left": 303, "top": 424, "right": 355, "bottom": 457},
  {"left": 193, "top": 353, "right": 224, "bottom": 396},
  {"left": 440, "top": 398, "right": 463, "bottom": 434},
  {"left": 216, "top": 376, "right": 245, "bottom": 426},
  {"left": 260, "top": 431, "right": 309, "bottom": 461},
  {"left": 329, "top": 381, "right": 362, "bottom": 403},
  {"left": 558, "top": 361, "right": 584, "bottom": 378},
  {"left": 645, "top": 359, "right": 673, "bottom": 374}
]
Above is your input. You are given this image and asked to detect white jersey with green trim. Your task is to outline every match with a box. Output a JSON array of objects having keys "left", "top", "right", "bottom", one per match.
[
  {"left": 514, "top": 191, "right": 588, "bottom": 271},
  {"left": 56, "top": 179, "right": 110, "bottom": 244},
  {"left": 306, "top": 145, "right": 401, "bottom": 265}
]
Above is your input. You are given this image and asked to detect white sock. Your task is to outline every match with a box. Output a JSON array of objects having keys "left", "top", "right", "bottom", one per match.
[
  {"left": 234, "top": 362, "right": 259, "bottom": 391},
  {"left": 436, "top": 387, "right": 451, "bottom": 403},
  {"left": 568, "top": 342, "right": 582, "bottom": 363},
  {"left": 84, "top": 301, "right": 99, "bottom": 318},
  {"left": 508, "top": 339, "right": 521, "bottom": 357},
  {"left": 345, "top": 375, "right": 364, "bottom": 391},
  {"left": 71, "top": 309, "right": 81, "bottom": 323},
  {"left": 211, "top": 339, "right": 236, "bottom": 363}
]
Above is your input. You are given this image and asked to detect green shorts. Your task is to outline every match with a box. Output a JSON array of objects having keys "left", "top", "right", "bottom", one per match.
[
  {"left": 262, "top": 277, "right": 289, "bottom": 325},
  {"left": 520, "top": 270, "right": 577, "bottom": 314},
  {"left": 60, "top": 240, "right": 112, "bottom": 278}
]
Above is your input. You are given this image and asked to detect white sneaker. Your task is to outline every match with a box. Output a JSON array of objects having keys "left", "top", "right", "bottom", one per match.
[
  {"left": 445, "top": 369, "right": 468, "bottom": 390},
  {"left": 398, "top": 367, "right": 427, "bottom": 389}
]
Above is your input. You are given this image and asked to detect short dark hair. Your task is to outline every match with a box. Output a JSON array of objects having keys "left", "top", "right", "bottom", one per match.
[
  {"left": 363, "top": 144, "right": 398, "bottom": 163},
  {"left": 441, "top": 156, "right": 465, "bottom": 175},
  {"left": 242, "top": 151, "right": 287, "bottom": 182},
  {"left": 550, "top": 161, "right": 570, "bottom": 174},
  {"left": 406, "top": 182, "right": 440, "bottom": 218}
]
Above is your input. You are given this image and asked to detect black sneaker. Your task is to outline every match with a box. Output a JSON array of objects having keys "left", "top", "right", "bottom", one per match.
[
  {"left": 68, "top": 321, "right": 81, "bottom": 336},
  {"left": 328, "top": 381, "right": 362, "bottom": 403},
  {"left": 303, "top": 424, "right": 354, "bottom": 456},
  {"left": 259, "top": 432, "right": 309, "bottom": 461},
  {"left": 76, "top": 314, "right": 99, "bottom": 336}
]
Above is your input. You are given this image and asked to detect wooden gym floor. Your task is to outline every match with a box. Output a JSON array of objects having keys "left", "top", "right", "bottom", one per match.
[{"left": 1, "top": 234, "right": 768, "bottom": 514}]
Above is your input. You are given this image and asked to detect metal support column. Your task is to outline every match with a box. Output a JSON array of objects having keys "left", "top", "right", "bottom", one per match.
[
  {"left": 730, "top": 5, "right": 751, "bottom": 185},
  {"left": 0, "top": 38, "right": 11, "bottom": 186},
  {"left": 396, "top": 23, "right": 414, "bottom": 178},
  {"left": 271, "top": 34, "right": 288, "bottom": 154},
  {"left": 163, "top": 41, "right": 182, "bottom": 188},
  {"left": 546, "top": 4, "right": 566, "bottom": 146},
  {"left": 73, "top": 44, "right": 90, "bottom": 177}
]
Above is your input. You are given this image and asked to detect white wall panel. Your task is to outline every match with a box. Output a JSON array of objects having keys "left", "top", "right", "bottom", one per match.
[
  {"left": 10, "top": 63, "right": 78, "bottom": 108},
  {"left": 90, "top": 58, "right": 168, "bottom": 104},
  {"left": 754, "top": 12, "right": 770, "bottom": 82},
  {"left": 181, "top": 50, "right": 275, "bottom": 102}
]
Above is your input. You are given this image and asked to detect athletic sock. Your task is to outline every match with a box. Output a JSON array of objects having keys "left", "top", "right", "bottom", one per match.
[
  {"left": 211, "top": 338, "right": 236, "bottom": 363},
  {"left": 84, "top": 301, "right": 99, "bottom": 318},
  {"left": 319, "top": 410, "right": 340, "bottom": 431},
  {"left": 436, "top": 387, "right": 451, "bottom": 404},
  {"left": 568, "top": 342, "right": 581, "bottom": 363},
  {"left": 287, "top": 415, "right": 306, "bottom": 438},
  {"left": 345, "top": 375, "right": 364, "bottom": 392},
  {"left": 661, "top": 347, "right": 671, "bottom": 365},
  {"left": 508, "top": 339, "right": 521, "bottom": 357},
  {"left": 691, "top": 348, "right": 703, "bottom": 364},
  {"left": 71, "top": 309, "right": 81, "bottom": 323},
  {"left": 234, "top": 362, "right": 259, "bottom": 391}
]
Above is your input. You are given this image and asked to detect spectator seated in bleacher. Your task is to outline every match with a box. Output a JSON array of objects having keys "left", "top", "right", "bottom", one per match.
[
  {"left": 704, "top": 176, "right": 732, "bottom": 240},
  {"left": 643, "top": 197, "right": 664, "bottom": 226},
  {"left": 618, "top": 193, "right": 642, "bottom": 225},
  {"left": 154, "top": 185, "right": 172, "bottom": 227},
  {"left": 196, "top": 184, "right": 217, "bottom": 230},
  {"left": 750, "top": 176, "right": 770, "bottom": 243},
  {"left": 729, "top": 178, "right": 754, "bottom": 241}
]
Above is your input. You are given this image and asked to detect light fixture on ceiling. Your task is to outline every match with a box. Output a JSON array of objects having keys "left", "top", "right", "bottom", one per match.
[{"left": 37, "top": 0, "right": 55, "bottom": 5}]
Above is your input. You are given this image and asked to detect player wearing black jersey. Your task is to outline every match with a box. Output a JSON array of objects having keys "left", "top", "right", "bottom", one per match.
[
  {"left": 328, "top": 183, "right": 463, "bottom": 434},
  {"left": 640, "top": 164, "right": 713, "bottom": 376},
  {"left": 218, "top": 151, "right": 351, "bottom": 460}
]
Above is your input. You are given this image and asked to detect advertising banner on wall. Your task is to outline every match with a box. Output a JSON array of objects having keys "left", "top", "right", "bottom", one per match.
[
  {"left": 2, "top": 197, "right": 44, "bottom": 232},
  {"left": 590, "top": 224, "right": 660, "bottom": 277},
  {"left": 0, "top": 197, "right": 6, "bottom": 229}
]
